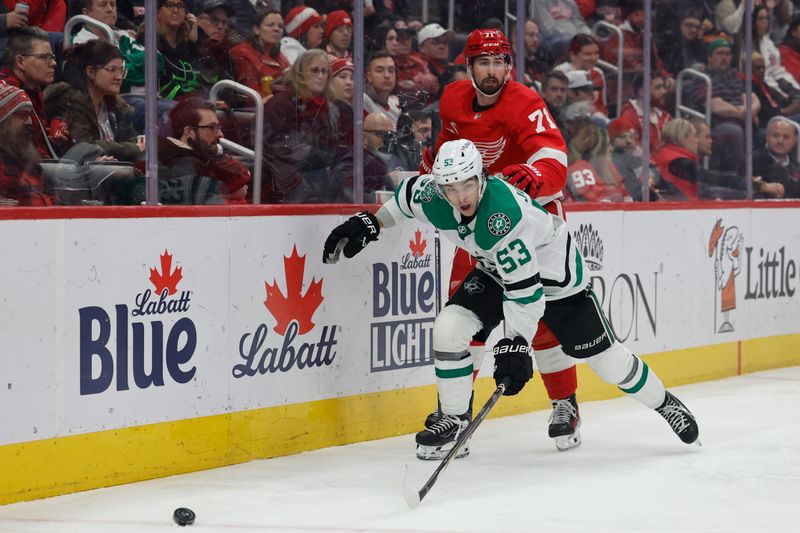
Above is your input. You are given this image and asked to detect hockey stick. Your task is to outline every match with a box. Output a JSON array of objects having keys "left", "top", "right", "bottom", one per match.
[{"left": 402, "top": 378, "right": 509, "bottom": 508}]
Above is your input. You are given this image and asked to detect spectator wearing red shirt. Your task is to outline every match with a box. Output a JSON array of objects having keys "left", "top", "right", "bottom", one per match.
[
  {"left": 652, "top": 118, "right": 699, "bottom": 201},
  {"left": 618, "top": 73, "right": 672, "bottom": 155},
  {"left": 565, "top": 121, "right": 630, "bottom": 202},
  {"left": 0, "top": 83, "right": 53, "bottom": 206},
  {"left": 2, "top": 0, "right": 65, "bottom": 33},
  {"left": 412, "top": 23, "right": 454, "bottom": 81},
  {"left": 230, "top": 9, "right": 290, "bottom": 99}
]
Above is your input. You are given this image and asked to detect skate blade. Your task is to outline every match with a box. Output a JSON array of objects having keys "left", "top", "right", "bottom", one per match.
[
  {"left": 415, "top": 441, "right": 471, "bottom": 461},
  {"left": 554, "top": 430, "right": 581, "bottom": 452}
]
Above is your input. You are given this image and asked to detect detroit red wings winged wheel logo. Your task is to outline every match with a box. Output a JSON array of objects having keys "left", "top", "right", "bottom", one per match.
[
  {"left": 149, "top": 250, "right": 183, "bottom": 295},
  {"left": 264, "top": 246, "right": 324, "bottom": 335}
]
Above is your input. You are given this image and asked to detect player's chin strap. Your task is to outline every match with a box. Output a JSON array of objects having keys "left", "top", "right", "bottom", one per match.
[{"left": 466, "top": 62, "right": 511, "bottom": 99}]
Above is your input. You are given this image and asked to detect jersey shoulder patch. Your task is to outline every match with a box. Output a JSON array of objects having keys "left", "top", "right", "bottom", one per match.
[{"left": 475, "top": 178, "right": 523, "bottom": 250}]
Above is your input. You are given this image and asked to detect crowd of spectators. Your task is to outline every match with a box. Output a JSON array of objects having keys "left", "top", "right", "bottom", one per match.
[{"left": 2, "top": 0, "right": 800, "bottom": 207}]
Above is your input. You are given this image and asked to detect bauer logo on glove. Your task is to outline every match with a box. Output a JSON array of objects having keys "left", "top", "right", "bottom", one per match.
[
  {"left": 322, "top": 211, "right": 381, "bottom": 264},
  {"left": 492, "top": 336, "right": 534, "bottom": 395}
]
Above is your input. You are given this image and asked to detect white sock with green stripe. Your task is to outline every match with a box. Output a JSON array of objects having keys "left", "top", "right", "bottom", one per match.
[
  {"left": 435, "top": 350, "right": 474, "bottom": 415},
  {"left": 587, "top": 343, "right": 666, "bottom": 409}
]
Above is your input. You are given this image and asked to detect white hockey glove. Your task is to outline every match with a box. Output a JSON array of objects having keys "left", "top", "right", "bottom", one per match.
[{"left": 323, "top": 211, "right": 380, "bottom": 264}]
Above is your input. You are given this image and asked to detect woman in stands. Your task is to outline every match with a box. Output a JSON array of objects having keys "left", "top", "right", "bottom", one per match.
[
  {"left": 155, "top": 0, "right": 203, "bottom": 100},
  {"left": 329, "top": 58, "right": 354, "bottom": 146},
  {"left": 564, "top": 121, "right": 630, "bottom": 202},
  {"left": 43, "top": 39, "right": 140, "bottom": 162},
  {"left": 261, "top": 49, "right": 339, "bottom": 203},
  {"left": 651, "top": 118, "right": 700, "bottom": 201},
  {"left": 230, "top": 9, "right": 290, "bottom": 100},
  {"left": 555, "top": 34, "right": 607, "bottom": 116}
]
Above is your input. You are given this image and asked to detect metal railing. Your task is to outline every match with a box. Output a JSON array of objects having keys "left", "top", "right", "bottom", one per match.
[
  {"left": 209, "top": 80, "right": 264, "bottom": 203},
  {"left": 675, "top": 68, "right": 712, "bottom": 124},
  {"left": 63, "top": 15, "right": 116, "bottom": 50},
  {"left": 592, "top": 21, "right": 623, "bottom": 118}
]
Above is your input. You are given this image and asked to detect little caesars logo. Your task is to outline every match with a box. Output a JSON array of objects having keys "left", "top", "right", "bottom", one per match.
[
  {"left": 707, "top": 219, "right": 743, "bottom": 334},
  {"left": 371, "top": 228, "right": 435, "bottom": 372}
]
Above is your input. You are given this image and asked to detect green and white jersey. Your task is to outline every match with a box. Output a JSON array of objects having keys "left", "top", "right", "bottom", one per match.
[{"left": 381, "top": 174, "right": 586, "bottom": 344}]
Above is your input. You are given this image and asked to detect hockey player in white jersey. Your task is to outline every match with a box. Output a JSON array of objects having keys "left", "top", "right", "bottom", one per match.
[{"left": 323, "top": 139, "right": 699, "bottom": 460}]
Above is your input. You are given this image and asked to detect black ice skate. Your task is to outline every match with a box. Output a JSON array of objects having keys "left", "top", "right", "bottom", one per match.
[
  {"left": 416, "top": 413, "right": 470, "bottom": 460},
  {"left": 548, "top": 394, "right": 581, "bottom": 451},
  {"left": 656, "top": 391, "right": 700, "bottom": 445},
  {"left": 424, "top": 393, "right": 472, "bottom": 429}
]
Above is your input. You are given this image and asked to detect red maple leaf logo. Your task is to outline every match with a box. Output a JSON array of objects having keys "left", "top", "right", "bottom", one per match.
[
  {"left": 149, "top": 250, "right": 183, "bottom": 295},
  {"left": 264, "top": 246, "right": 324, "bottom": 335},
  {"left": 409, "top": 229, "right": 427, "bottom": 258}
]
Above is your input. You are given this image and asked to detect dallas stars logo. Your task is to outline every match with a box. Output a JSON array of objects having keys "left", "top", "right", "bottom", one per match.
[{"left": 488, "top": 213, "right": 511, "bottom": 236}]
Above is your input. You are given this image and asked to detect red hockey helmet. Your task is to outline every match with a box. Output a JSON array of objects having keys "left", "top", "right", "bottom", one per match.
[{"left": 463, "top": 29, "right": 512, "bottom": 60}]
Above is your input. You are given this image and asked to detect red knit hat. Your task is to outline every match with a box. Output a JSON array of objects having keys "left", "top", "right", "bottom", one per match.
[
  {"left": 0, "top": 83, "right": 32, "bottom": 124},
  {"left": 330, "top": 57, "right": 354, "bottom": 78},
  {"left": 285, "top": 6, "right": 324, "bottom": 39},
  {"left": 608, "top": 117, "right": 637, "bottom": 139},
  {"left": 324, "top": 10, "right": 352, "bottom": 40}
]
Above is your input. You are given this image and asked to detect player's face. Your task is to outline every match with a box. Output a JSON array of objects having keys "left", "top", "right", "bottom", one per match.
[
  {"left": 443, "top": 176, "right": 480, "bottom": 217},
  {"left": 471, "top": 55, "right": 509, "bottom": 96}
]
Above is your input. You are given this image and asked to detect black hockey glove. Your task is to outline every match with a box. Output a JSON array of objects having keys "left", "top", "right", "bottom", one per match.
[
  {"left": 492, "top": 336, "right": 534, "bottom": 396},
  {"left": 322, "top": 211, "right": 380, "bottom": 264}
]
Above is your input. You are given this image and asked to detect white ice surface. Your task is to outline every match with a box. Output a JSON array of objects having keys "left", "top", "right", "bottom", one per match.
[{"left": 1, "top": 366, "right": 799, "bottom": 533}]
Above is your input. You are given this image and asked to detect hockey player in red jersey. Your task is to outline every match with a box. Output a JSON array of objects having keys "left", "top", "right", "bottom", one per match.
[{"left": 422, "top": 28, "right": 581, "bottom": 451}]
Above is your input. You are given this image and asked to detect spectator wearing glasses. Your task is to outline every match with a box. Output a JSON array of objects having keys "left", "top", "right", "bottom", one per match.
[
  {"left": 194, "top": 0, "right": 236, "bottom": 86},
  {"left": 230, "top": 9, "right": 289, "bottom": 99},
  {"left": 323, "top": 10, "right": 352, "bottom": 61},
  {"left": 73, "top": 0, "right": 135, "bottom": 46},
  {"left": 44, "top": 39, "right": 140, "bottom": 162},
  {"left": 0, "top": 27, "right": 58, "bottom": 158},
  {"left": 334, "top": 111, "right": 395, "bottom": 202},
  {"left": 156, "top": 0, "right": 204, "bottom": 97},
  {"left": 159, "top": 97, "right": 251, "bottom": 204},
  {"left": 377, "top": 23, "right": 438, "bottom": 96},
  {"left": 261, "top": 49, "right": 339, "bottom": 203},
  {"left": 280, "top": 6, "right": 325, "bottom": 66},
  {"left": 0, "top": 83, "right": 53, "bottom": 205},
  {"left": 658, "top": 9, "right": 707, "bottom": 76}
]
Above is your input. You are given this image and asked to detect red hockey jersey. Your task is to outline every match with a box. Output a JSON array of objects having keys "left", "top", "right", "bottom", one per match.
[{"left": 436, "top": 80, "right": 567, "bottom": 201}]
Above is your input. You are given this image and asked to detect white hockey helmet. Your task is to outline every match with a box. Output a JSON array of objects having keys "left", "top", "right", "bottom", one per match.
[{"left": 432, "top": 139, "right": 487, "bottom": 203}]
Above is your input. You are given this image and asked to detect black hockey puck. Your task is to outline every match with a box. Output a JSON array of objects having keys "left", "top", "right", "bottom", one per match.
[{"left": 173, "top": 507, "right": 196, "bottom": 526}]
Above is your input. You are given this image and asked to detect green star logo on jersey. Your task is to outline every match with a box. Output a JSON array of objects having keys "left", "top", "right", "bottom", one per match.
[{"left": 488, "top": 213, "right": 512, "bottom": 236}]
